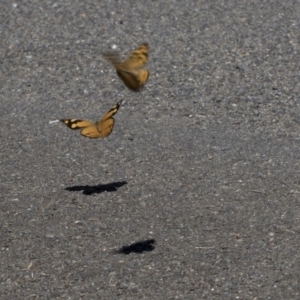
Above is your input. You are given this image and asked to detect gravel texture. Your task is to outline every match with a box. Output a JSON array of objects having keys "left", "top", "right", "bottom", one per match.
[{"left": 1, "top": 1, "right": 300, "bottom": 299}]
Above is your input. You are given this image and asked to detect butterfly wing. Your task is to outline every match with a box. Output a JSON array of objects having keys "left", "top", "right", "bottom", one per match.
[
  {"left": 121, "top": 43, "right": 149, "bottom": 69},
  {"left": 96, "top": 100, "right": 123, "bottom": 138},
  {"left": 104, "top": 43, "right": 149, "bottom": 91},
  {"left": 60, "top": 119, "right": 94, "bottom": 129},
  {"left": 96, "top": 118, "right": 115, "bottom": 138},
  {"left": 60, "top": 119, "right": 102, "bottom": 138},
  {"left": 116, "top": 69, "right": 149, "bottom": 91},
  {"left": 80, "top": 125, "right": 103, "bottom": 138}
]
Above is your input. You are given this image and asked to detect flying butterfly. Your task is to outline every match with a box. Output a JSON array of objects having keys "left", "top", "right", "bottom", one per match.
[
  {"left": 60, "top": 100, "right": 123, "bottom": 138},
  {"left": 103, "top": 43, "right": 149, "bottom": 91}
]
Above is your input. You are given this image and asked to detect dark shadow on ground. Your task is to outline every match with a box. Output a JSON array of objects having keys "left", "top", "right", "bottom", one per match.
[
  {"left": 65, "top": 181, "right": 127, "bottom": 195},
  {"left": 115, "top": 239, "right": 156, "bottom": 255}
]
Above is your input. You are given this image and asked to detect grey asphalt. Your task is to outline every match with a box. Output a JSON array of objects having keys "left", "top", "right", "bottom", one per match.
[{"left": 1, "top": 1, "right": 300, "bottom": 299}]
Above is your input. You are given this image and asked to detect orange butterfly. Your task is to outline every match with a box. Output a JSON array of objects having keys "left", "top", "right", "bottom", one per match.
[
  {"left": 60, "top": 100, "right": 122, "bottom": 138},
  {"left": 103, "top": 43, "right": 149, "bottom": 91}
]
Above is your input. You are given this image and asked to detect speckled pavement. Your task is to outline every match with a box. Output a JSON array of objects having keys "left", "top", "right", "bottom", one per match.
[{"left": 1, "top": 1, "right": 300, "bottom": 299}]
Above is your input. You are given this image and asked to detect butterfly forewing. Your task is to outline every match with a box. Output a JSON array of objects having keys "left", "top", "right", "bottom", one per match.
[
  {"left": 122, "top": 43, "right": 148, "bottom": 69},
  {"left": 60, "top": 119, "right": 95, "bottom": 130},
  {"left": 101, "top": 101, "right": 122, "bottom": 121}
]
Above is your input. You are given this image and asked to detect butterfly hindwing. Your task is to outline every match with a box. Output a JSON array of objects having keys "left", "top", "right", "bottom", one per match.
[
  {"left": 97, "top": 118, "right": 115, "bottom": 138},
  {"left": 79, "top": 125, "right": 103, "bottom": 138},
  {"left": 104, "top": 43, "right": 149, "bottom": 91},
  {"left": 60, "top": 100, "right": 122, "bottom": 139}
]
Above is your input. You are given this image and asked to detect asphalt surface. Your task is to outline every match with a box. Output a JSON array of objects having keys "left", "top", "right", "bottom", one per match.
[{"left": 1, "top": 1, "right": 300, "bottom": 299}]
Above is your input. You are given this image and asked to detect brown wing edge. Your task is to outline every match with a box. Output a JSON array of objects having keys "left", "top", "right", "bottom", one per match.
[
  {"left": 104, "top": 99, "right": 123, "bottom": 118},
  {"left": 60, "top": 119, "right": 95, "bottom": 130}
]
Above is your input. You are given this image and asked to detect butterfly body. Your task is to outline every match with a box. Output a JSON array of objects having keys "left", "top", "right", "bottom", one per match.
[
  {"left": 60, "top": 100, "right": 122, "bottom": 138},
  {"left": 104, "top": 43, "right": 149, "bottom": 91}
]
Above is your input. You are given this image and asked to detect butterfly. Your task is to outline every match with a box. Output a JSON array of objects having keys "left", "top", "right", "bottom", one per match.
[
  {"left": 103, "top": 43, "right": 149, "bottom": 91},
  {"left": 60, "top": 100, "right": 122, "bottom": 138}
]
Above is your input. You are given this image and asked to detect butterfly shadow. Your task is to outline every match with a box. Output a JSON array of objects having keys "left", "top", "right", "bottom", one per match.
[
  {"left": 65, "top": 181, "right": 127, "bottom": 195},
  {"left": 114, "top": 239, "right": 156, "bottom": 255}
]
